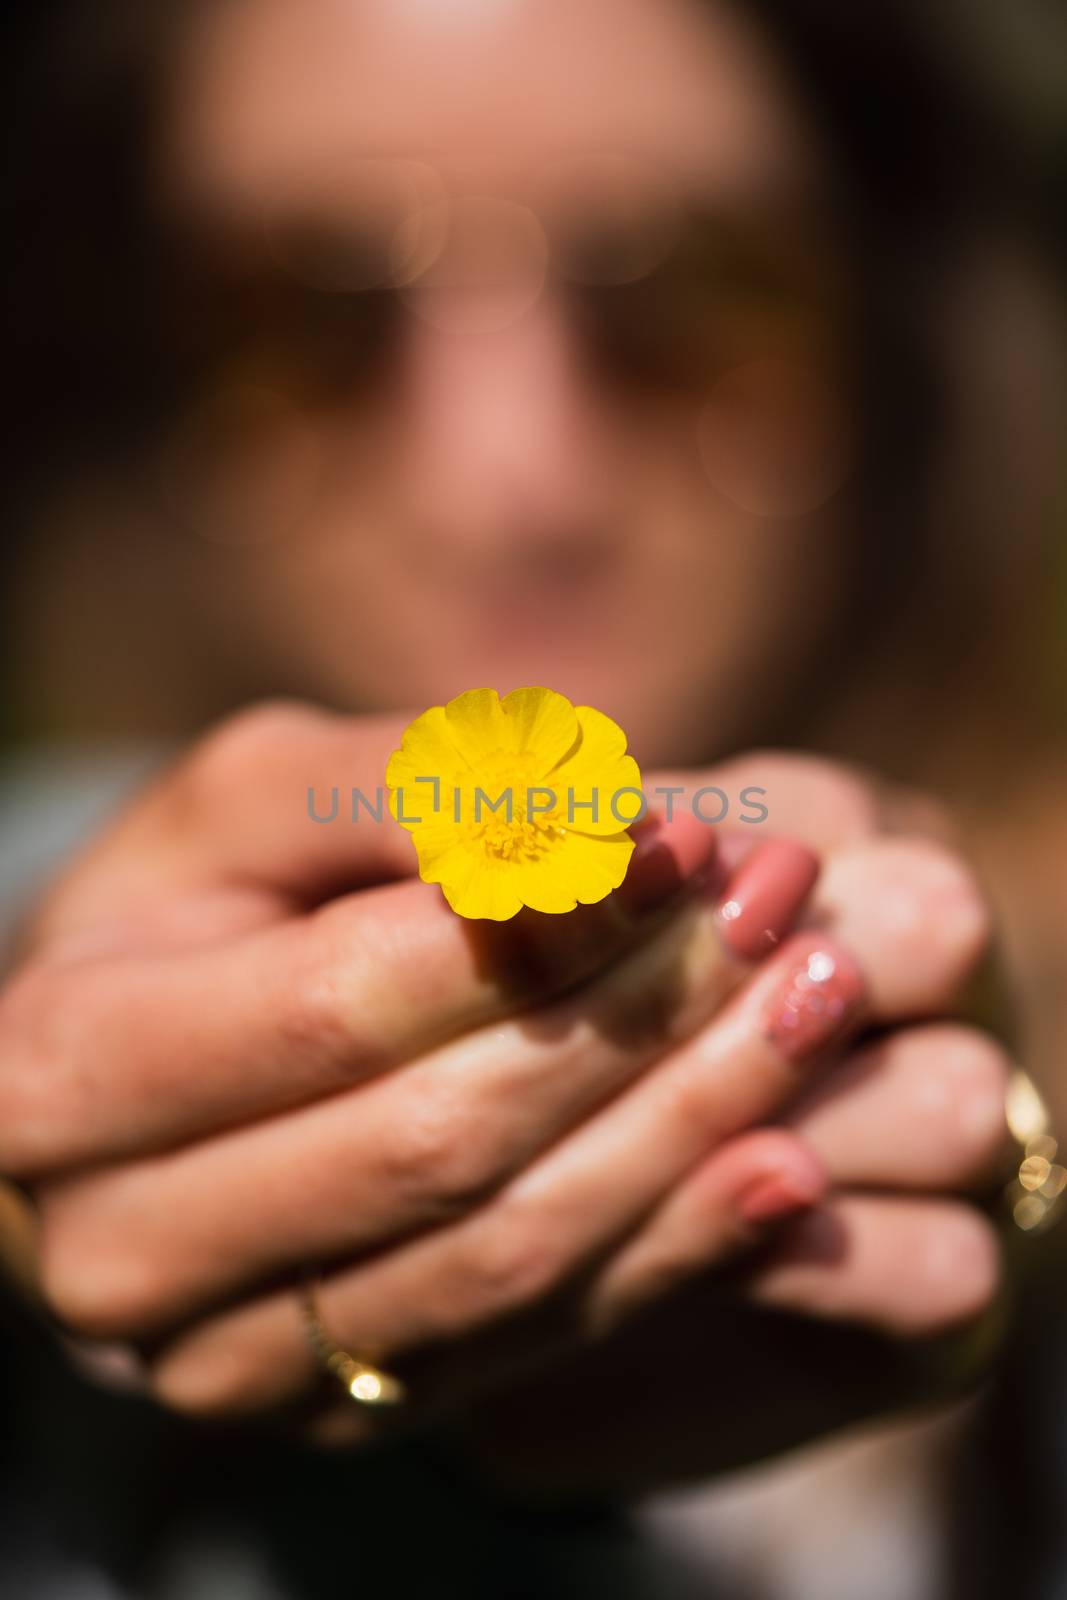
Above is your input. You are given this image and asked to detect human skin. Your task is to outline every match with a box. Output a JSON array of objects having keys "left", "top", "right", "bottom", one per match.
[
  {"left": 145, "top": 0, "right": 853, "bottom": 763},
  {"left": 0, "top": 707, "right": 1009, "bottom": 1482},
  {"left": 0, "top": 0, "right": 1018, "bottom": 1496}
]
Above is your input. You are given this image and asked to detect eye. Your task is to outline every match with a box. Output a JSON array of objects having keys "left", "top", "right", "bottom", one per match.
[
  {"left": 568, "top": 275, "right": 718, "bottom": 390},
  {"left": 256, "top": 284, "right": 400, "bottom": 399},
  {"left": 566, "top": 216, "right": 843, "bottom": 394}
]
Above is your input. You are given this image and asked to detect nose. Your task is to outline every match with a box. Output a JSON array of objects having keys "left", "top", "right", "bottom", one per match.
[{"left": 395, "top": 283, "right": 618, "bottom": 555}]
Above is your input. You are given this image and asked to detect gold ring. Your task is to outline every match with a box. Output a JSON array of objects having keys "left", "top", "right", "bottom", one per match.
[
  {"left": 299, "top": 1281, "right": 408, "bottom": 1407},
  {"left": 1003, "top": 1068, "right": 1067, "bottom": 1234}
]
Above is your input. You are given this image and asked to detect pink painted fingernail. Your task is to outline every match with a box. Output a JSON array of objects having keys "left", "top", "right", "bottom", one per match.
[
  {"left": 716, "top": 839, "right": 820, "bottom": 959},
  {"left": 761, "top": 933, "right": 866, "bottom": 1061},
  {"left": 617, "top": 809, "right": 719, "bottom": 915},
  {"left": 736, "top": 1169, "right": 824, "bottom": 1224}
]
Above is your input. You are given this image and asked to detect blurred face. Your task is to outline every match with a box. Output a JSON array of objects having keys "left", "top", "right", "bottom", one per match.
[{"left": 160, "top": 0, "right": 853, "bottom": 762}]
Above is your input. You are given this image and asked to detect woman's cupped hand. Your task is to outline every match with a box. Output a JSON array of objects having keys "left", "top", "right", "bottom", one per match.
[{"left": 0, "top": 704, "right": 1011, "bottom": 1473}]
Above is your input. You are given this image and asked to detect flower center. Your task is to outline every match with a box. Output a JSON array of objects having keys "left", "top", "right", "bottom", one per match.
[
  {"left": 478, "top": 807, "right": 561, "bottom": 863},
  {"left": 464, "top": 753, "right": 564, "bottom": 863}
]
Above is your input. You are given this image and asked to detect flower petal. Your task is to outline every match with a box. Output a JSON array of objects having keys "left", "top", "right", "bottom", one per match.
[
  {"left": 552, "top": 705, "right": 628, "bottom": 770},
  {"left": 439, "top": 852, "right": 524, "bottom": 921},
  {"left": 499, "top": 687, "right": 580, "bottom": 773},
  {"left": 443, "top": 688, "right": 513, "bottom": 767},
  {"left": 408, "top": 823, "right": 469, "bottom": 883},
  {"left": 386, "top": 705, "right": 467, "bottom": 832},
  {"left": 512, "top": 828, "right": 635, "bottom": 913},
  {"left": 443, "top": 686, "right": 579, "bottom": 773},
  {"left": 549, "top": 705, "right": 644, "bottom": 836}
]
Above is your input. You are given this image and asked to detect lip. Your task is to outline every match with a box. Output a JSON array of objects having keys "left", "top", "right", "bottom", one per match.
[
  {"left": 450, "top": 557, "right": 616, "bottom": 596},
  {"left": 444, "top": 562, "right": 625, "bottom": 633}
]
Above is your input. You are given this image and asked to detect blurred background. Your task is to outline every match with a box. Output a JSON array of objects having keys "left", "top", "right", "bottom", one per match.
[{"left": 1, "top": 0, "right": 1066, "bottom": 1596}]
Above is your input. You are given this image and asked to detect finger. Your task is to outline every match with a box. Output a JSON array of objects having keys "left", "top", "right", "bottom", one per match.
[
  {"left": 28, "top": 704, "right": 417, "bottom": 945},
  {"left": 804, "top": 836, "right": 990, "bottom": 1014},
  {"left": 139, "top": 922, "right": 867, "bottom": 1411},
  {"left": 141, "top": 827, "right": 990, "bottom": 1409},
  {"left": 580, "top": 1129, "right": 826, "bottom": 1335},
  {"left": 649, "top": 753, "right": 961, "bottom": 881},
  {"left": 466, "top": 1127, "right": 1001, "bottom": 1422},
  {"left": 2, "top": 808, "right": 726, "bottom": 1178},
  {"left": 36, "top": 842, "right": 820, "bottom": 1325},
  {"left": 741, "top": 1193, "right": 1001, "bottom": 1337},
  {"left": 146, "top": 1129, "right": 826, "bottom": 1422},
  {"left": 303, "top": 1128, "right": 829, "bottom": 1439},
  {"left": 43, "top": 834, "right": 975, "bottom": 1337},
  {"left": 429, "top": 1238, "right": 997, "bottom": 1500},
  {"left": 785, "top": 1023, "right": 1011, "bottom": 1192},
  {"left": 650, "top": 752, "right": 885, "bottom": 855},
  {"left": 289, "top": 844, "right": 984, "bottom": 1359}
]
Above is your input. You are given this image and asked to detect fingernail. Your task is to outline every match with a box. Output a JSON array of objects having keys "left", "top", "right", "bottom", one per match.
[
  {"left": 736, "top": 1168, "right": 824, "bottom": 1224},
  {"left": 618, "top": 809, "right": 719, "bottom": 915},
  {"left": 717, "top": 839, "right": 820, "bottom": 959},
  {"left": 761, "top": 933, "right": 866, "bottom": 1062}
]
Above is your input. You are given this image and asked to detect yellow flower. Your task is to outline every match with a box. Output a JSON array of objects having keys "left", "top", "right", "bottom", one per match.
[{"left": 386, "top": 687, "right": 643, "bottom": 920}]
